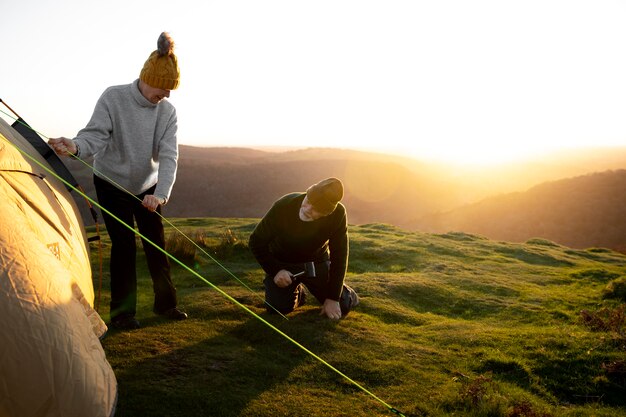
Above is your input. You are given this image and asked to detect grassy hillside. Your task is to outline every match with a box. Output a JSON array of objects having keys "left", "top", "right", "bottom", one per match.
[{"left": 90, "top": 218, "right": 626, "bottom": 417}]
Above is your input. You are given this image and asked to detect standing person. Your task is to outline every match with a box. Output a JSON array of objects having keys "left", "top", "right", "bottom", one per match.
[
  {"left": 249, "top": 178, "right": 359, "bottom": 320},
  {"left": 48, "top": 32, "right": 187, "bottom": 330}
]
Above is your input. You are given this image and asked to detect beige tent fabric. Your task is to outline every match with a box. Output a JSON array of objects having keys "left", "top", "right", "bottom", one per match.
[{"left": 0, "top": 117, "right": 117, "bottom": 417}]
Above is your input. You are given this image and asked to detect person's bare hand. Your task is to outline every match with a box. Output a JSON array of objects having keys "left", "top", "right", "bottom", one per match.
[
  {"left": 142, "top": 195, "right": 164, "bottom": 212},
  {"left": 320, "top": 299, "right": 342, "bottom": 320},
  {"left": 273, "top": 269, "right": 293, "bottom": 288},
  {"left": 47, "top": 137, "right": 76, "bottom": 156}
]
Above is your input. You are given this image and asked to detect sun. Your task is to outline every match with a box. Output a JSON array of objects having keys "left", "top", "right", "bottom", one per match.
[
  {"left": 358, "top": 140, "right": 548, "bottom": 167},
  {"left": 413, "top": 145, "right": 537, "bottom": 166}
]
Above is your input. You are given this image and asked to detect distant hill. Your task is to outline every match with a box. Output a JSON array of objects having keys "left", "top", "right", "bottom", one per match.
[
  {"left": 68, "top": 146, "right": 465, "bottom": 228},
  {"left": 166, "top": 153, "right": 454, "bottom": 226},
  {"left": 414, "top": 170, "right": 626, "bottom": 252},
  {"left": 65, "top": 145, "right": 626, "bottom": 251}
]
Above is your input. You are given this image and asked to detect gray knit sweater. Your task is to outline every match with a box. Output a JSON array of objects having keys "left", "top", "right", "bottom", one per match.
[{"left": 73, "top": 79, "right": 178, "bottom": 202}]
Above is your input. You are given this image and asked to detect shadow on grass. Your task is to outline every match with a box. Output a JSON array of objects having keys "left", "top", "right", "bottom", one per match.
[
  {"left": 565, "top": 249, "right": 626, "bottom": 264},
  {"left": 530, "top": 355, "right": 626, "bottom": 406},
  {"left": 387, "top": 282, "right": 509, "bottom": 319},
  {"left": 109, "top": 310, "right": 341, "bottom": 417},
  {"left": 494, "top": 246, "right": 574, "bottom": 267}
]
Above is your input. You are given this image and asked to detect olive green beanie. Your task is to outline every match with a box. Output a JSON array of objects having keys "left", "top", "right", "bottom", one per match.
[{"left": 306, "top": 177, "right": 344, "bottom": 214}]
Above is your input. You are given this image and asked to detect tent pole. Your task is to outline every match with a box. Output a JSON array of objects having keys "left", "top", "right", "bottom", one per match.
[{"left": 0, "top": 99, "right": 23, "bottom": 120}]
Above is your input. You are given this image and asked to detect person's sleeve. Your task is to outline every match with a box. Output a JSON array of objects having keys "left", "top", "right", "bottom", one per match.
[
  {"left": 73, "top": 93, "right": 113, "bottom": 158},
  {"left": 154, "top": 110, "right": 178, "bottom": 202},
  {"left": 249, "top": 204, "right": 283, "bottom": 277},
  {"left": 326, "top": 209, "right": 349, "bottom": 301}
]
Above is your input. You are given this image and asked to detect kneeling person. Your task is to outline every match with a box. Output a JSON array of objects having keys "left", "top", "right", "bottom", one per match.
[{"left": 249, "top": 178, "right": 359, "bottom": 320}]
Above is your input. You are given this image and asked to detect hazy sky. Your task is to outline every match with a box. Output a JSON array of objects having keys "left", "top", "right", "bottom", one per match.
[{"left": 2, "top": 0, "right": 626, "bottom": 164}]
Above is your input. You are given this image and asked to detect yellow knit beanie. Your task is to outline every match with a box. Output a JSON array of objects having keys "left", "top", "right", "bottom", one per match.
[
  {"left": 140, "top": 32, "right": 180, "bottom": 90},
  {"left": 306, "top": 177, "right": 344, "bottom": 214}
]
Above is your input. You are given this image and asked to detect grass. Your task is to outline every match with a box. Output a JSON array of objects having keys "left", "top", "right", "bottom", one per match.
[{"left": 87, "top": 218, "right": 626, "bottom": 417}]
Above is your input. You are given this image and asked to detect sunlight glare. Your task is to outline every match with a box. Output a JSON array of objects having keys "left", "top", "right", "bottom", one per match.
[
  {"left": 343, "top": 160, "right": 403, "bottom": 202},
  {"left": 355, "top": 141, "right": 554, "bottom": 167},
  {"left": 407, "top": 143, "right": 548, "bottom": 166}
]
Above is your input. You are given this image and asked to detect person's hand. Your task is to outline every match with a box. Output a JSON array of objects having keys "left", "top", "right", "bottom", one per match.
[
  {"left": 47, "top": 137, "right": 77, "bottom": 156},
  {"left": 142, "top": 195, "right": 164, "bottom": 212},
  {"left": 320, "top": 299, "right": 342, "bottom": 320},
  {"left": 273, "top": 269, "right": 293, "bottom": 288}
]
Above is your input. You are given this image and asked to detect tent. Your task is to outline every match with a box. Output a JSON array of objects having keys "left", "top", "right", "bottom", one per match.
[{"left": 0, "top": 116, "right": 117, "bottom": 417}]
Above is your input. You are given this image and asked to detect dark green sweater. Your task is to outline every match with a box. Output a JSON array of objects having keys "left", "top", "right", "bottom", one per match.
[{"left": 248, "top": 193, "right": 348, "bottom": 301}]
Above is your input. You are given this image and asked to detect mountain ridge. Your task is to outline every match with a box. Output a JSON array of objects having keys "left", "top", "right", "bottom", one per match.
[
  {"left": 65, "top": 145, "right": 626, "bottom": 251},
  {"left": 415, "top": 169, "right": 626, "bottom": 252}
]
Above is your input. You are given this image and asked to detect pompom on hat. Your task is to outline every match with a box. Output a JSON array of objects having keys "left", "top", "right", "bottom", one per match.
[
  {"left": 306, "top": 177, "right": 344, "bottom": 214},
  {"left": 140, "top": 32, "right": 180, "bottom": 90}
]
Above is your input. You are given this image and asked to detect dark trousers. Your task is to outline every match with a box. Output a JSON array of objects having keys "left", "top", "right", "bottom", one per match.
[
  {"left": 264, "top": 261, "right": 358, "bottom": 316},
  {"left": 94, "top": 175, "right": 177, "bottom": 321}
]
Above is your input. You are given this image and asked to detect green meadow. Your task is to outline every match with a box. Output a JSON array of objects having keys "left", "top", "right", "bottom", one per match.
[{"left": 90, "top": 218, "right": 626, "bottom": 417}]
